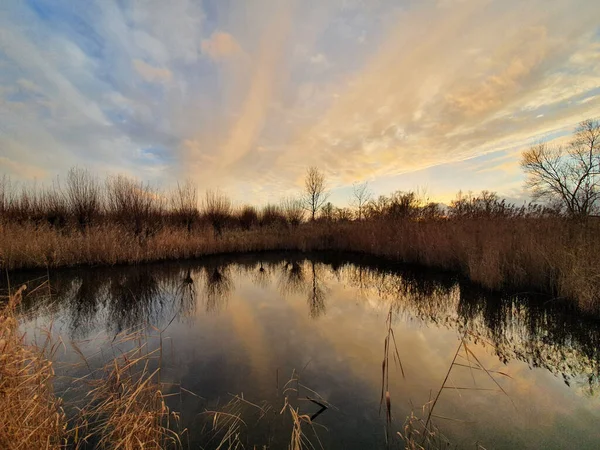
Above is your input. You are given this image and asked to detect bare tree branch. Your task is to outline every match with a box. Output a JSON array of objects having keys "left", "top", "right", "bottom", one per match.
[{"left": 521, "top": 119, "right": 600, "bottom": 217}]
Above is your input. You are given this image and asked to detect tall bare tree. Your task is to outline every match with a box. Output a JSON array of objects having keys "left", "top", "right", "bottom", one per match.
[
  {"left": 303, "top": 166, "right": 329, "bottom": 221},
  {"left": 521, "top": 119, "right": 600, "bottom": 217},
  {"left": 351, "top": 181, "right": 372, "bottom": 220}
]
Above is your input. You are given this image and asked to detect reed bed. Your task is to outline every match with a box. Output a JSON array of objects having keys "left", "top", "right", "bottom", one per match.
[
  {"left": 0, "top": 285, "right": 67, "bottom": 449},
  {"left": 2, "top": 216, "right": 600, "bottom": 311},
  {"left": 71, "top": 335, "right": 182, "bottom": 450},
  {"left": 2, "top": 167, "right": 599, "bottom": 310},
  {"left": 1, "top": 285, "right": 181, "bottom": 450}
]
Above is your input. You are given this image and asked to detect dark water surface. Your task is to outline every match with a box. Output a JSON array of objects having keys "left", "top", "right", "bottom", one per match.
[{"left": 8, "top": 253, "right": 600, "bottom": 449}]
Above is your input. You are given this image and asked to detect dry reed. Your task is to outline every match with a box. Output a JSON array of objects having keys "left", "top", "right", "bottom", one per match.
[
  {"left": 72, "top": 338, "right": 181, "bottom": 450},
  {"left": 397, "top": 331, "right": 512, "bottom": 450},
  {"left": 0, "top": 285, "right": 67, "bottom": 449},
  {"left": 1, "top": 283, "right": 182, "bottom": 450},
  {"left": 2, "top": 216, "right": 599, "bottom": 312}
]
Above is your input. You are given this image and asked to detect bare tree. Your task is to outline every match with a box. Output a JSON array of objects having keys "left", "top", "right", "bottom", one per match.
[
  {"left": 259, "top": 204, "right": 286, "bottom": 228},
  {"left": 351, "top": 181, "right": 372, "bottom": 220},
  {"left": 307, "top": 262, "right": 326, "bottom": 318},
  {"left": 334, "top": 206, "right": 353, "bottom": 222},
  {"left": 303, "top": 166, "right": 329, "bottom": 221},
  {"left": 41, "top": 179, "right": 68, "bottom": 228},
  {"left": 521, "top": 119, "right": 600, "bottom": 217},
  {"left": 321, "top": 201, "right": 334, "bottom": 222}
]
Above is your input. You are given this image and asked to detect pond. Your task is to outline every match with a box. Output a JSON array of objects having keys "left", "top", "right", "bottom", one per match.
[{"left": 9, "top": 252, "right": 600, "bottom": 449}]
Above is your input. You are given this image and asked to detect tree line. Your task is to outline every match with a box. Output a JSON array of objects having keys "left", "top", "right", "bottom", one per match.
[{"left": 0, "top": 118, "right": 597, "bottom": 237}]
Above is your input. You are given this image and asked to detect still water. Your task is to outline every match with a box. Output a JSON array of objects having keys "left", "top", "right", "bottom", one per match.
[{"left": 11, "top": 253, "right": 600, "bottom": 449}]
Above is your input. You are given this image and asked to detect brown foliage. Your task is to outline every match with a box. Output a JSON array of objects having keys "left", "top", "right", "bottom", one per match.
[
  {"left": 0, "top": 286, "right": 67, "bottom": 449},
  {"left": 2, "top": 217, "right": 600, "bottom": 312}
]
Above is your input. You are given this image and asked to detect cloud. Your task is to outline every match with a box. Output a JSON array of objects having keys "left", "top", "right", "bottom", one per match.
[
  {"left": 1, "top": 0, "right": 599, "bottom": 204},
  {"left": 127, "top": 0, "right": 205, "bottom": 64},
  {"left": 184, "top": 1, "right": 295, "bottom": 183},
  {"left": 133, "top": 59, "right": 172, "bottom": 83},
  {"left": 263, "top": 0, "right": 600, "bottom": 190},
  {"left": 309, "top": 53, "right": 330, "bottom": 67},
  {"left": 0, "top": 156, "right": 47, "bottom": 179},
  {"left": 201, "top": 31, "right": 243, "bottom": 60}
]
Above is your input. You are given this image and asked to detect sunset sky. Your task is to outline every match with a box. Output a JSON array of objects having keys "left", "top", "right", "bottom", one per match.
[{"left": 1, "top": 0, "right": 599, "bottom": 205}]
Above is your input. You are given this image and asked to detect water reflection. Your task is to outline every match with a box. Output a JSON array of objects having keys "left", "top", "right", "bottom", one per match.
[
  {"left": 7, "top": 252, "right": 600, "bottom": 395},
  {"left": 203, "top": 264, "right": 233, "bottom": 313},
  {"left": 7, "top": 253, "right": 600, "bottom": 448}
]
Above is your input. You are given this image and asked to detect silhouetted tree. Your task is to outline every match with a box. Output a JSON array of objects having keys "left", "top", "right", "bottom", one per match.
[
  {"left": 521, "top": 119, "right": 600, "bottom": 217},
  {"left": 321, "top": 202, "right": 334, "bottom": 222},
  {"left": 238, "top": 205, "right": 259, "bottom": 230},
  {"left": 303, "top": 166, "right": 329, "bottom": 221},
  {"left": 259, "top": 204, "right": 286, "bottom": 228},
  {"left": 335, "top": 206, "right": 353, "bottom": 222},
  {"left": 352, "top": 181, "right": 372, "bottom": 220},
  {"left": 106, "top": 174, "right": 163, "bottom": 237},
  {"left": 170, "top": 180, "right": 199, "bottom": 232}
]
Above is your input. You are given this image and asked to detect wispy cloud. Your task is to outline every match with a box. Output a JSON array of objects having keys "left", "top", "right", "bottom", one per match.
[
  {"left": 133, "top": 59, "right": 172, "bottom": 83},
  {"left": 1, "top": 0, "right": 598, "bottom": 203}
]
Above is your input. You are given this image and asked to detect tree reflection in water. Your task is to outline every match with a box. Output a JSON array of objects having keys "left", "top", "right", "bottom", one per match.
[
  {"left": 203, "top": 264, "right": 232, "bottom": 313},
  {"left": 7, "top": 252, "right": 600, "bottom": 392}
]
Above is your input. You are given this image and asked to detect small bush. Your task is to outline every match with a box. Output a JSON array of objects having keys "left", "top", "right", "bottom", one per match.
[
  {"left": 65, "top": 167, "right": 102, "bottom": 230},
  {"left": 259, "top": 204, "right": 287, "bottom": 228},
  {"left": 203, "top": 190, "right": 232, "bottom": 236},
  {"left": 106, "top": 174, "right": 163, "bottom": 237},
  {"left": 170, "top": 180, "right": 199, "bottom": 232},
  {"left": 237, "top": 205, "right": 259, "bottom": 230}
]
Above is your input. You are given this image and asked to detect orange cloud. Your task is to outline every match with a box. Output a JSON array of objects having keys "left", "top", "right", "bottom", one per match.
[
  {"left": 201, "top": 31, "right": 243, "bottom": 60},
  {"left": 133, "top": 59, "right": 172, "bottom": 83}
]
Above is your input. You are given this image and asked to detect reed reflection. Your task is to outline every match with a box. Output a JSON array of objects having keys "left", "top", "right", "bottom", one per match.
[
  {"left": 7, "top": 252, "right": 600, "bottom": 392},
  {"left": 203, "top": 264, "right": 232, "bottom": 313}
]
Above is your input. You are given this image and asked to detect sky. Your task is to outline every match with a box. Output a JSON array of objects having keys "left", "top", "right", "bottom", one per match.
[{"left": 1, "top": 0, "right": 599, "bottom": 206}]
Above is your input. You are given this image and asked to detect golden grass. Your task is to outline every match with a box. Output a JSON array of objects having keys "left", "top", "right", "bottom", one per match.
[
  {"left": 72, "top": 339, "right": 181, "bottom": 450},
  {"left": 0, "top": 285, "right": 67, "bottom": 450},
  {"left": 2, "top": 217, "right": 599, "bottom": 311},
  {"left": 1, "top": 284, "right": 181, "bottom": 450},
  {"left": 200, "top": 371, "right": 327, "bottom": 450}
]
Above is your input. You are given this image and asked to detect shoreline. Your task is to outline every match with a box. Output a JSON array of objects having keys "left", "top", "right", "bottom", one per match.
[{"left": 3, "top": 218, "right": 599, "bottom": 312}]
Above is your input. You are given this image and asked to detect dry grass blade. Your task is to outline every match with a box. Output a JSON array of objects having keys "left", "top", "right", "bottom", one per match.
[
  {"left": 379, "top": 305, "right": 405, "bottom": 422},
  {"left": 424, "top": 332, "right": 465, "bottom": 432},
  {"left": 452, "top": 362, "right": 513, "bottom": 379},
  {"left": 462, "top": 344, "right": 516, "bottom": 409},
  {"left": 0, "top": 285, "right": 67, "bottom": 450},
  {"left": 73, "top": 331, "right": 182, "bottom": 450}
]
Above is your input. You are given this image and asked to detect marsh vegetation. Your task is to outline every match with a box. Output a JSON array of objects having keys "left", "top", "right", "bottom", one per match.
[{"left": 2, "top": 120, "right": 599, "bottom": 311}]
